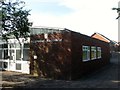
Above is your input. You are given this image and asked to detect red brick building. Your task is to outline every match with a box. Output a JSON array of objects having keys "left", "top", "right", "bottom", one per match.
[
  {"left": 91, "top": 32, "right": 118, "bottom": 52},
  {"left": 30, "top": 27, "right": 110, "bottom": 80},
  {"left": 91, "top": 33, "right": 110, "bottom": 43}
]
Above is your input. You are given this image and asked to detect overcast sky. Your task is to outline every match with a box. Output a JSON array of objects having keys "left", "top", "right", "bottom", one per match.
[{"left": 25, "top": 0, "right": 119, "bottom": 41}]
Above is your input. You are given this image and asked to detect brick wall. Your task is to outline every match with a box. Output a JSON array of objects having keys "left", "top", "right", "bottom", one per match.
[
  {"left": 30, "top": 30, "right": 110, "bottom": 80},
  {"left": 71, "top": 31, "right": 110, "bottom": 80}
]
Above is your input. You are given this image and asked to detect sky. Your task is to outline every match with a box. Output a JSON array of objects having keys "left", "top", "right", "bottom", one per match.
[{"left": 24, "top": 0, "right": 119, "bottom": 41}]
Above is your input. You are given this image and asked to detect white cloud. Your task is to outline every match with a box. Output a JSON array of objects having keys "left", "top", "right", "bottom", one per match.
[
  {"left": 28, "top": 0, "right": 119, "bottom": 41},
  {"left": 60, "top": 0, "right": 118, "bottom": 10},
  {"left": 25, "top": 0, "right": 61, "bottom": 3}
]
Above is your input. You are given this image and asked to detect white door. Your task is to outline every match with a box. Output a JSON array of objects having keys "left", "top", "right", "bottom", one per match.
[{"left": 9, "top": 48, "right": 22, "bottom": 72}]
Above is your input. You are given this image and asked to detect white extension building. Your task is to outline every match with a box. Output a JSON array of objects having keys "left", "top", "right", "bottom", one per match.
[{"left": 0, "top": 37, "right": 30, "bottom": 74}]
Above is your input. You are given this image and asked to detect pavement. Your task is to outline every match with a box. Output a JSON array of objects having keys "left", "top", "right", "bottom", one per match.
[
  {"left": 0, "top": 52, "right": 120, "bottom": 89},
  {"left": 1, "top": 71, "right": 37, "bottom": 88}
]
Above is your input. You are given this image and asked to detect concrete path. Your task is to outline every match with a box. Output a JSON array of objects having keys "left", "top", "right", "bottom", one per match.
[{"left": 1, "top": 52, "right": 120, "bottom": 89}]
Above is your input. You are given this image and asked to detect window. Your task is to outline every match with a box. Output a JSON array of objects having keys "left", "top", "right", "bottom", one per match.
[
  {"left": 97, "top": 47, "right": 101, "bottom": 58},
  {"left": 91, "top": 46, "right": 96, "bottom": 60},
  {"left": 0, "top": 50, "right": 2, "bottom": 59},
  {"left": 23, "top": 49, "right": 29, "bottom": 61},
  {"left": 16, "top": 50, "right": 21, "bottom": 60},
  {"left": 82, "top": 46, "right": 90, "bottom": 61},
  {"left": 4, "top": 50, "right": 8, "bottom": 59},
  {"left": 0, "top": 44, "right": 8, "bottom": 48},
  {"left": 23, "top": 43, "right": 29, "bottom": 61},
  {"left": 0, "top": 49, "right": 8, "bottom": 59},
  {"left": 15, "top": 43, "right": 20, "bottom": 48},
  {"left": 10, "top": 43, "right": 15, "bottom": 48},
  {"left": 24, "top": 43, "right": 29, "bottom": 48},
  {"left": 9, "top": 50, "right": 14, "bottom": 60},
  {"left": 0, "top": 62, "right": 2, "bottom": 68},
  {"left": 0, "top": 45, "right": 2, "bottom": 48},
  {"left": 16, "top": 63, "right": 21, "bottom": 70},
  {"left": 3, "top": 62, "right": 8, "bottom": 69},
  {"left": 3, "top": 44, "right": 8, "bottom": 48}
]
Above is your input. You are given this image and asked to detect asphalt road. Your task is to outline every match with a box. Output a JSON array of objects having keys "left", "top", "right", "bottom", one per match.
[
  {"left": 1, "top": 52, "right": 120, "bottom": 89},
  {"left": 23, "top": 52, "right": 120, "bottom": 88}
]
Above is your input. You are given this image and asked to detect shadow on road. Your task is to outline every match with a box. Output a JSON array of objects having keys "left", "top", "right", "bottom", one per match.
[{"left": 2, "top": 52, "right": 120, "bottom": 89}]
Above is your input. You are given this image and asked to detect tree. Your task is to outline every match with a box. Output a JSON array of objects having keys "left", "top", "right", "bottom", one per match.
[
  {"left": 0, "top": 0, "right": 32, "bottom": 42},
  {"left": 112, "top": 8, "right": 120, "bottom": 19}
]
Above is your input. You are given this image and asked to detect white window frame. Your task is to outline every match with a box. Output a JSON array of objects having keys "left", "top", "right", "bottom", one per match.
[
  {"left": 91, "top": 46, "right": 97, "bottom": 60},
  {"left": 0, "top": 44, "right": 9, "bottom": 70},
  {"left": 97, "top": 47, "right": 101, "bottom": 58},
  {"left": 82, "top": 46, "right": 90, "bottom": 62}
]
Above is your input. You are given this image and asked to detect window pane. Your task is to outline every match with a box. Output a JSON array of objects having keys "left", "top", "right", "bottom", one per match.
[
  {"left": 0, "top": 45, "right": 2, "bottom": 48},
  {"left": 16, "top": 50, "right": 21, "bottom": 60},
  {"left": 0, "top": 50, "right": 2, "bottom": 59},
  {"left": 15, "top": 43, "right": 20, "bottom": 48},
  {"left": 16, "top": 63, "right": 21, "bottom": 70},
  {"left": 10, "top": 43, "right": 15, "bottom": 48},
  {"left": 98, "top": 52, "right": 101, "bottom": 57},
  {"left": 24, "top": 43, "right": 29, "bottom": 48},
  {"left": 9, "top": 50, "right": 14, "bottom": 60},
  {"left": 4, "top": 50, "right": 8, "bottom": 59},
  {"left": 3, "top": 44, "right": 8, "bottom": 48},
  {"left": 3, "top": 62, "right": 8, "bottom": 69},
  {"left": 97, "top": 47, "right": 101, "bottom": 58},
  {"left": 23, "top": 49, "right": 29, "bottom": 61},
  {"left": 0, "top": 62, "right": 2, "bottom": 68},
  {"left": 91, "top": 46, "right": 96, "bottom": 60},
  {"left": 82, "top": 46, "right": 90, "bottom": 61},
  {"left": 83, "top": 51, "right": 87, "bottom": 60},
  {"left": 0, "top": 44, "right": 7, "bottom": 48},
  {"left": 91, "top": 51, "right": 95, "bottom": 59}
]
